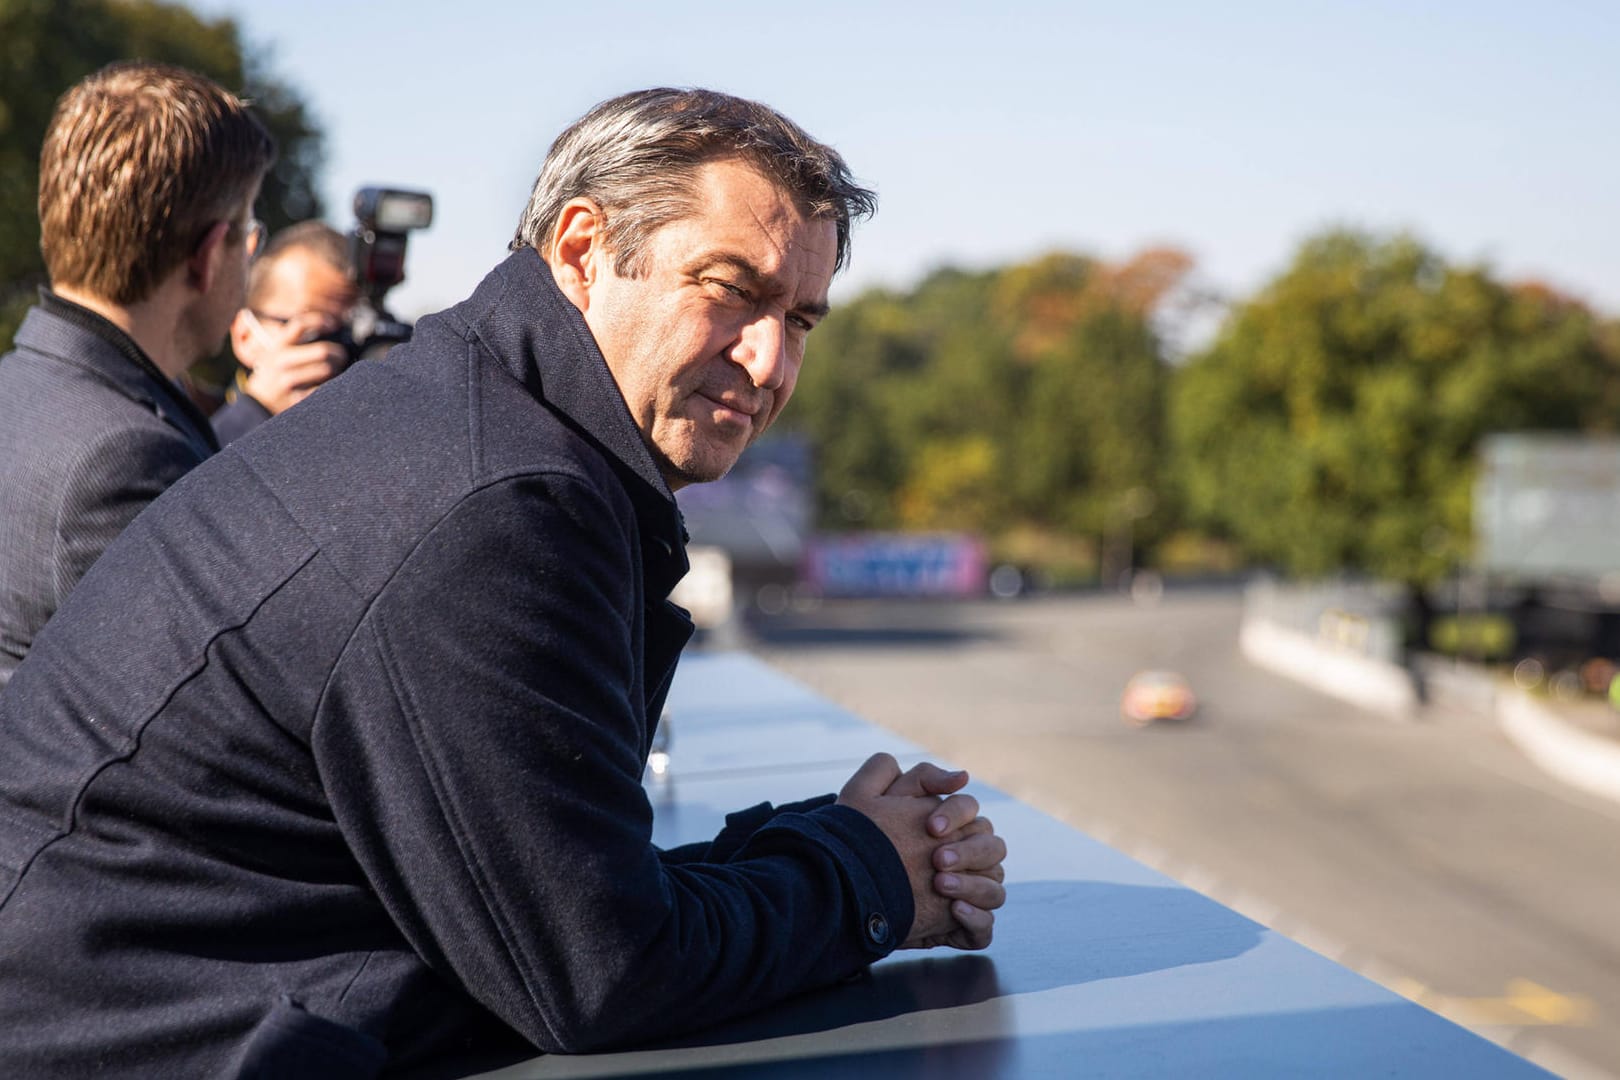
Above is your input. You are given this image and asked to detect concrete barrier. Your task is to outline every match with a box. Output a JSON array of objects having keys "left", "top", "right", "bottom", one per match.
[
  {"left": 1499, "top": 691, "right": 1620, "bottom": 805},
  {"left": 1240, "top": 616, "right": 1418, "bottom": 717},
  {"left": 1242, "top": 596, "right": 1620, "bottom": 808}
]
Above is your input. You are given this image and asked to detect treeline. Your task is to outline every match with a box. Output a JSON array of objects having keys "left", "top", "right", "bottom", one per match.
[{"left": 784, "top": 231, "right": 1620, "bottom": 587}]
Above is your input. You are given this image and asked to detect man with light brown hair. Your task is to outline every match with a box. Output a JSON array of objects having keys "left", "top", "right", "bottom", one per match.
[
  {"left": 0, "top": 60, "right": 274, "bottom": 686},
  {"left": 212, "top": 220, "right": 360, "bottom": 445}
]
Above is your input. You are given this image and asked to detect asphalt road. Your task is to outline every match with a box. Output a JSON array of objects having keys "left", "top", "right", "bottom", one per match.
[{"left": 741, "top": 586, "right": 1620, "bottom": 1079}]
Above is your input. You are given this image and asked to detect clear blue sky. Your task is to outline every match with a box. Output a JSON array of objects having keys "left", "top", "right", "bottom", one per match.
[{"left": 191, "top": 0, "right": 1620, "bottom": 329}]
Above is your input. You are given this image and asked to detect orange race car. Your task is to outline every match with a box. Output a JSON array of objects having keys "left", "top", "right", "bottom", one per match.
[{"left": 1121, "top": 670, "right": 1198, "bottom": 727}]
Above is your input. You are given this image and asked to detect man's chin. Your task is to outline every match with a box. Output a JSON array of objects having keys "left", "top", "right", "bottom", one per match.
[{"left": 657, "top": 448, "right": 743, "bottom": 492}]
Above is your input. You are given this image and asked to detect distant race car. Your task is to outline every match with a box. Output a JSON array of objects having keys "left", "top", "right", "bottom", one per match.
[{"left": 1121, "top": 670, "right": 1198, "bottom": 727}]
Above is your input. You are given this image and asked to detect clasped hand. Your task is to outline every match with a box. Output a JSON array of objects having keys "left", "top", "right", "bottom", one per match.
[{"left": 836, "top": 753, "right": 1007, "bottom": 951}]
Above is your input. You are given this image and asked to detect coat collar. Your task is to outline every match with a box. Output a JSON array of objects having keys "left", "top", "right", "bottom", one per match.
[
  {"left": 457, "top": 248, "right": 690, "bottom": 597},
  {"left": 17, "top": 291, "right": 219, "bottom": 456}
]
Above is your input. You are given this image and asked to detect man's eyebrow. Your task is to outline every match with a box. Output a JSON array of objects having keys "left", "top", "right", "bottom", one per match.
[
  {"left": 697, "top": 253, "right": 830, "bottom": 319},
  {"left": 698, "top": 253, "right": 767, "bottom": 287}
]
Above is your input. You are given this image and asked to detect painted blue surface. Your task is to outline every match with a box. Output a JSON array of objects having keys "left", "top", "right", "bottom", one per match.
[{"left": 476, "top": 652, "right": 1549, "bottom": 1079}]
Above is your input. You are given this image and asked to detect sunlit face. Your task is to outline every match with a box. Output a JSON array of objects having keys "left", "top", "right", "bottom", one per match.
[
  {"left": 235, "top": 246, "right": 360, "bottom": 363},
  {"left": 578, "top": 159, "right": 837, "bottom": 489},
  {"left": 184, "top": 190, "right": 261, "bottom": 368}
]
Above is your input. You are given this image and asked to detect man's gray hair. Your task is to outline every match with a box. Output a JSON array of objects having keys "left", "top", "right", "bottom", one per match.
[{"left": 510, "top": 88, "right": 876, "bottom": 276}]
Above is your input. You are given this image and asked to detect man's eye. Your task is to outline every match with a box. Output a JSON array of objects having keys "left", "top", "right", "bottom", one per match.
[
  {"left": 788, "top": 313, "right": 815, "bottom": 332},
  {"left": 710, "top": 279, "right": 750, "bottom": 302}
]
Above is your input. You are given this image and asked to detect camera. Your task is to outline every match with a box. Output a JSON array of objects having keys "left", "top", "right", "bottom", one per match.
[{"left": 336, "top": 186, "right": 434, "bottom": 362}]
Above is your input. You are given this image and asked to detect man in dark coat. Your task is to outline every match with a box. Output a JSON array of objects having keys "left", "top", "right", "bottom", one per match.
[
  {"left": 0, "top": 62, "right": 274, "bottom": 687},
  {"left": 0, "top": 88, "right": 1006, "bottom": 1077}
]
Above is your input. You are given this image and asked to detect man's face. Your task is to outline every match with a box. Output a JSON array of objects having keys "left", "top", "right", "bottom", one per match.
[
  {"left": 577, "top": 159, "right": 837, "bottom": 489},
  {"left": 236, "top": 247, "right": 360, "bottom": 365},
  {"left": 186, "top": 190, "right": 261, "bottom": 366}
]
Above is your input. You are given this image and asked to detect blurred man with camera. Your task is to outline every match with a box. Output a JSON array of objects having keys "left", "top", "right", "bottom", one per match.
[
  {"left": 211, "top": 221, "right": 360, "bottom": 445},
  {"left": 0, "top": 61, "right": 273, "bottom": 687},
  {"left": 0, "top": 88, "right": 1006, "bottom": 1076}
]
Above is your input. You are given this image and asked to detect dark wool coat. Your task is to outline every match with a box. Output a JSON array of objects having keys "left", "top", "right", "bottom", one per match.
[
  {"left": 0, "top": 250, "right": 912, "bottom": 1078},
  {"left": 210, "top": 387, "right": 273, "bottom": 446},
  {"left": 0, "top": 293, "right": 218, "bottom": 686}
]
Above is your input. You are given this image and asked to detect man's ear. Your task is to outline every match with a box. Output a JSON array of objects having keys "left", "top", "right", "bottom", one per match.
[
  {"left": 188, "top": 220, "right": 231, "bottom": 294},
  {"left": 546, "top": 199, "right": 607, "bottom": 313},
  {"left": 229, "top": 309, "right": 258, "bottom": 369}
]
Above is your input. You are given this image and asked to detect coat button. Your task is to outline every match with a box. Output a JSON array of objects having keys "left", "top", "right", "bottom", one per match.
[{"left": 866, "top": 912, "right": 890, "bottom": 945}]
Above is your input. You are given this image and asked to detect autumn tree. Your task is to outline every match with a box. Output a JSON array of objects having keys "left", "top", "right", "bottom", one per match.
[{"left": 1005, "top": 250, "right": 1189, "bottom": 559}]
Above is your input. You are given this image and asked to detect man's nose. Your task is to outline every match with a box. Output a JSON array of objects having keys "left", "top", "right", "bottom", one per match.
[{"left": 736, "top": 315, "right": 787, "bottom": 392}]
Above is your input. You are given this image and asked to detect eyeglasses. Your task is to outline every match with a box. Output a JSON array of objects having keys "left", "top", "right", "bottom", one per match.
[{"left": 245, "top": 218, "right": 267, "bottom": 258}]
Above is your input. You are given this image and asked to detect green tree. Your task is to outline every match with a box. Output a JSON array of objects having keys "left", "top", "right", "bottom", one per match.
[
  {"left": 787, "top": 248, "right": 1188, "bottom": 579},
  {"left": 1169, "top": 229, "right": 1615, "bottom": 587},
  {"left": 784, "top": 287, "right": 916, "bottom": 530},
  {"left": 0, "top": 0, "right": 324, "bottom": 351},
  {"left": 1004, "top": 250, "right": 1186, "bottom": 579}
]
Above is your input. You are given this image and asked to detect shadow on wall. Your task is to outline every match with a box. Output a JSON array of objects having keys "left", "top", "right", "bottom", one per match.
[
  {"left": 490, "top": 878, "right": 1530, "bottom": 1078},
  {"left": 638, "top": 1001, "right": 1513, "bottom": 1080},
  {"left": 653, "top": 880, "right": 1262, "bottom": 1049}
]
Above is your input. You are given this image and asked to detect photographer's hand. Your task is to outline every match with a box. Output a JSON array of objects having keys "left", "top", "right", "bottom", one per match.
[{"left": 231, "top": 309, "right": 347, "bottom": 415}]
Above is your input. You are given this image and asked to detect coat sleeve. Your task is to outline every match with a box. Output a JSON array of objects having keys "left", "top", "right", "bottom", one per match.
[
  {"left": 312, "top": 471, "right": 913, "bottom": 1053},
  {"left": 659, "top": 794, "right": 840, "bottom": 866}
]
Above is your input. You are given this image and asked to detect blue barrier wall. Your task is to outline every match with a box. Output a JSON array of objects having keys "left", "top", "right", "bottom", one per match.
[{"left": 474, "top": 652, "right": 1550, "bottom": 1079}]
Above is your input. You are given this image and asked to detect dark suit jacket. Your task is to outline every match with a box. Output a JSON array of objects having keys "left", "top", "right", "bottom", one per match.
[
  {"left": 0, "top": 293, "right": 218, "bottom": 685},
  {"left": 210, "top": 387, "right": 272, "bottom": 445},
  {"left": 0, "top": 251, "right": 911, "bottom": 1078}
]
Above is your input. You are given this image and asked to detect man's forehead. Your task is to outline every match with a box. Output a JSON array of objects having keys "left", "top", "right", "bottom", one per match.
[
  {"left": 687, "top": 228, "right": 834, "bottom": 277},
  {"left": 260, "top": 248, "right": 357, "bottom": 308},
  {"left": 685, "top": 161, "right": 828, "bottom": 238}
]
